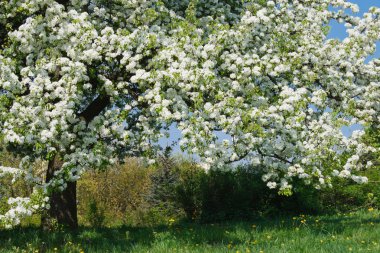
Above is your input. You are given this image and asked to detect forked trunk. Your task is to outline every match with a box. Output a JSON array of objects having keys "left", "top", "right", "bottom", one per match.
[{"left": 41, "top": 156, "right": 78, "bottom": 230}]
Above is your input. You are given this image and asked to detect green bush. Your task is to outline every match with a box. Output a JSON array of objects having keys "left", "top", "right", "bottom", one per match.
[
  {"left": 85, "top": 199, "right": 105, "bottom": 227},
  {"left": 146, "top": 156, "right": 182, "bottom": 219},
  {"left": 318, "top": 174, "right": 380, "bottom": 213},
  {"left": 175, "top": 161, "right": 205, "bottom": 220},
  {"left": 77, "top": 158, "right": 152, "bottom": 226},
  {"left": 198, "top": 167, "right": 264, "bottom": 221}
]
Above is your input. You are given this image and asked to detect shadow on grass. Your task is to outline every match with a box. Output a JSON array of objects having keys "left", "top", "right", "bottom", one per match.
[{"left": 1, "top": 213, "right": 380, "bottom": 252}]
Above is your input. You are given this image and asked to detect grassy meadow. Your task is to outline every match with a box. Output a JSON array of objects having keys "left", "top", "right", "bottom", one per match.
[{"left": 1, "top": 210, "right": 380, "bottom": 253}]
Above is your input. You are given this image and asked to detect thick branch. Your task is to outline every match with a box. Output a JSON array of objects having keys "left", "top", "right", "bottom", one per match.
[
  {"left": 56, "top": 0, "right": 71, "bottom": 7},
  {"left": 257, "top": 147, "right": 293, "bottom": 165},
  {"left": 78, "top": 95, "right": 111, "bottom": 123}
]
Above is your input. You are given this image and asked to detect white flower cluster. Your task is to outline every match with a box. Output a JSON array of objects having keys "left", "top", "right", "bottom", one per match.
[
  {"left": 0, "top": 0, "right": 379, "bottom": 226},
  {"left": 0, "top": 166, "right": 23, "bottom": 179}
]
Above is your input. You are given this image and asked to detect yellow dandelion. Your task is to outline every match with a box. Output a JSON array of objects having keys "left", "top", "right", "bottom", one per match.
[{"left": 368, "top": 207, "right": 374, "bottom": 212}]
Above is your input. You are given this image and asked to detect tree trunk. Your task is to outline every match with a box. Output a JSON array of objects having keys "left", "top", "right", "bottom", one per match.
[{"left": 41, "top": 156, "right": 78, "bottom": 230}]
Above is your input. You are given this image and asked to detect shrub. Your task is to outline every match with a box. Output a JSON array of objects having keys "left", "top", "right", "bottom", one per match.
[
  {"left": 175, "top": 161, "right": 205, "bottom": 220},
  {"left": 77, "top": 158, "right": 152, "bottom": 226},
  {"left": 198, "top": 167, "right": 264, "bottom": 221},
  {"left": 145, "top": 156, "right": 183, "bottom": 222},
  {"left": 85, "top": 199, "right": 105, "bottom": 227},
  {"left": 318, "top": 171, "right": 380, "bottom": 213}
]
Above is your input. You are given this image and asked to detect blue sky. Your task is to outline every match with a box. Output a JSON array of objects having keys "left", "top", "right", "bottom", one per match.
[{"left": 159, "top": 0, "right": 380, "bottom": 153}]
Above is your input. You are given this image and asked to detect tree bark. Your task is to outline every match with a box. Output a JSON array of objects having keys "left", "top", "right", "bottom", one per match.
[{"left": 41, "top": 156, "right": 78, "bottom": 230}]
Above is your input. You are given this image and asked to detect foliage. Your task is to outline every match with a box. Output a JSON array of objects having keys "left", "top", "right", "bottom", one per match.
[
  {"left": 146, "top": 156, "right": 182, "bottom": 219},
  {"left": 77, "top": 158, "right": 380, "bottom": 226},
  {"left": 175, "top": 160, "right": 206, "bottom": 220},
  {"left": 316, "top": 126, "right": 380, "bottom": 213},
  {"left": 318, "top": 176, "right": 380, "bottom": 213},
  {"left": 0, "top": 150, "right": 46, "bottom": 227},
  {"left": 199, "top": 167, "right": 267, "bottom": 221},
  {"left": 77, "top": 158, "right": 152, "bottom": 226},
  {"left": 85, "top": 199, "right": 105, "bottom": 228}
]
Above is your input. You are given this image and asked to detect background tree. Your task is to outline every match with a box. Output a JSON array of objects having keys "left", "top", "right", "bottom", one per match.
[{"left": 0, "top": 0, "right": 379, "bottom": 229}]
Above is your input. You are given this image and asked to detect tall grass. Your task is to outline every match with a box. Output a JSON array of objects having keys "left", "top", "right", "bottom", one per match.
[{"left": 1, "top": 210, "right": 380, "bottom": 253}]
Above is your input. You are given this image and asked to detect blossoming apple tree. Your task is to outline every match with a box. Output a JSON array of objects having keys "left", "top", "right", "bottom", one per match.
[{"left": 0, "top": 0, "right": 379, "bottom": 228}]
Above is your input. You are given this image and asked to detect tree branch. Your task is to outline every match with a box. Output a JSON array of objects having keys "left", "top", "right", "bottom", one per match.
[
  {"left": 257, "top": 147, "right": 293, "bottom": 165},
  {"left": 56, "top": 0, "right": 71, "bottom": 7},
  {"left": 78, "top": 95, "right": 111, "bottom": 123}
]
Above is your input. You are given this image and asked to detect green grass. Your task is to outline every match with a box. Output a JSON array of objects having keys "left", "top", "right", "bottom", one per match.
[{"left": 1, "top": 210, "right": 380, "bottom": 253}]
